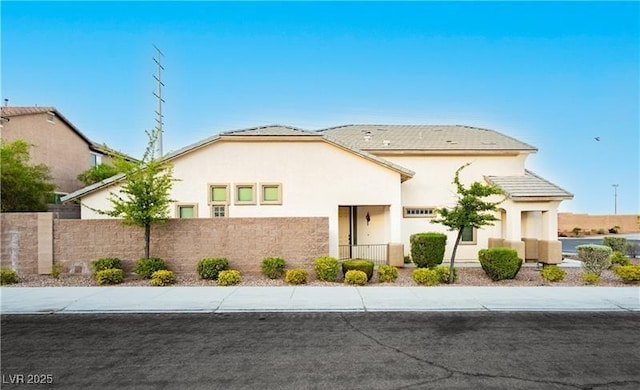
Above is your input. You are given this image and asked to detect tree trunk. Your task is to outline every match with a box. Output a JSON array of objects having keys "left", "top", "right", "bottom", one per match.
[
  {"left": 144, "top": 223, "right": 151, "bottom": 259},
  {"left": 449, "top": 228, "right": 464, "bottom": 283}
]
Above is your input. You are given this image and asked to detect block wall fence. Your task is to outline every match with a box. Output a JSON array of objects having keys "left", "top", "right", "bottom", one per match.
[
  {"left": 1, "top": 213, "right": 329, "bottom": 275},
  {"left": 558, "top": 213, "right": 639, "bottom": 234}
]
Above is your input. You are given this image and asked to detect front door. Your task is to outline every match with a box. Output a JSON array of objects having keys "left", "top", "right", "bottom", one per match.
[{"left": 338, "top": 206, "right": 357, "bottom": 259}]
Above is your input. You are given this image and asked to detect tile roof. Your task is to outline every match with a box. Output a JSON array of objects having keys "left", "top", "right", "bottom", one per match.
[
  {"left": 318, "top": 124, "right": 537, "bottom": 152},
  {"left": 485, "top": 170, "right": 573, "bottom": 200},
  {"left": 221, "top": 125, "right": 318, "bottom": 136},
  {"left": 0, "top": 106, "right": 56, "bottom": 116}
]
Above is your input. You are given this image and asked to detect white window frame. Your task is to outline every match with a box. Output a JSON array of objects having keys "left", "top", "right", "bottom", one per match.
[
  {"left": 209, "top": 183, "right": 230, "bottom": 206},
  {"left": 90, "top": 153, "right": 102, "bottom": 167},
  {"left": 403, "top": 207, "right": 435, "bottom": 218},
  {"left": 260, "top": 183, "right": 282, "bottom": 205},
  {"left": 176, "top": 203, "right": 198, "bottom": 219},
  {"left": 460, "top": 226, "right": 477, "bottom": 245},
  {"left": 234, "top": 183, "right": 256, "bottom": 205},
  {"left": 211, "top": 205, "right": 228, "bottom": 218}
]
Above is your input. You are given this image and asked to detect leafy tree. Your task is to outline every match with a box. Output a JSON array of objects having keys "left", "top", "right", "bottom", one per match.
[
  {"left": 77, "top": 163, "right": 121, "bottom": 186},
  {"left": 0, "top": 139, "right": 55, "bottom": 212},
  {"left": 94, "top": 128, "right": 175, "bottom": 259},
  {"left": 431, "top": 163, "right": 504, "bottom": 283}
]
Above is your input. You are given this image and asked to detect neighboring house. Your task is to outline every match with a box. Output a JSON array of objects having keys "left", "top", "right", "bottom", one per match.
[
  {"left": 0, "top": 106, "right": 117, "bottom": 199},
  {"left": 63, "top": 124, "right": 573, "bottom": 264}
]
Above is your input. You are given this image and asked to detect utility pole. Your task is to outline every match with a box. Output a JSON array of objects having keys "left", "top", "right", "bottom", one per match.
[
  {"left": 612, "top": 184, "right": 619, "bottom": 215},
  {"left": 152, "top": 45, "right": 165, "bottom": 158}
]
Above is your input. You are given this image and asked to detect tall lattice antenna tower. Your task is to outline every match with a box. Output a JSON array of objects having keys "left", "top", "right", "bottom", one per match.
[{"left": 152, "top": 45, "right": 165, "bottom": 157}]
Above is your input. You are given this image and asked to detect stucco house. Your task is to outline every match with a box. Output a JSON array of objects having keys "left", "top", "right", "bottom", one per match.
[{"left": 63, "top": 124, "right": 573, "bottom": 264}]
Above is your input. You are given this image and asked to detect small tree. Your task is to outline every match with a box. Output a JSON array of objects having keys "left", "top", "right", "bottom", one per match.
[
  {"left": 94, "top": 128, "right": 175, "bottom": 259},
  {"left": 431, "top": 163, "right": 504, "bottom": 283},
  {"left": 1, "top": 139, "right": 56, "bottom": 212},
  {"left": 77, "top": 163, "right": 121, "bottom": 186}
]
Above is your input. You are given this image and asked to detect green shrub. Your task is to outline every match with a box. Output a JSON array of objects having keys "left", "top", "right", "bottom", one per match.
[
  {"left": 572, "top": 227, "right": 582, "bottom": 236},
  {"left": 596, "top": 228, "right": 606, "bottom": 235},
  {"left": 608, "top": 226, "right": 620, "bottom": 234},
  {"left": 540, "top": 265, "right": 566, "bottom": 283},
  {"left": 313, "top": 256, "right": 340, "bottom": 282},
  {"left": 404, "top": 255, "right": 412, "bottom": 264},
  {"left": 581, "top": 272, "right": 600, "bottom": 285},
  {"left": 613, "top": 265, "right": 640, "bottom": 284},
  {"left": 90, "top": 257, "right": 122, "bottom": 273},
  {"left": 626, "top": 242, "right": 639, "bottom": 259},
  {"left": 95, "top": 268, "right": 125, "bottom": 285},
  {"left": 434, "top": 265, "right": 458, "bottom": 284},
  {"left": 412, "top": 268, "right": 440, "bottom": 286},
  {"left": 610, "top": 251, "right": 631, "bottom": 267},
  {"left": 0, "top": 269, "right": 19, "bottom": 285},
  {"left": 196, "top": 257, "right": 229, "bottom": 280},
  {"left": 410, "top": 232, "right": 447, "bottom": 268},
  {"left": 135, "top": 257, "right": 167, "bottom": 279},
  {"left": 576, "top": 245, "right": 612, "bottom": 276},
  {"left": 603, "top": 236, "right": 627, "bottom": 253},
  {"left": 261, "top": 257, "right": 286, "bottom": 279},
  {"left": 342, "top": 259, "right": 375, "bottom": 281},
  {"left": 150, "top": 270, "right": 176, "bottom": 286},
  {"left": 285, "top": 269, "right": 308, "bottom": 285},
  {"left": 218, "top": 270, "right": 241, "bottom": 286},
  {"left": 51, "top": 264, "right": 62, "bottom": 279},
  {"left": 377, "top": 265, "right": 398, "bottom": 283},
  {"left": 478, "top": 247, "right": 523, "bottom": 281},
  {"left": 344, "top": 270, "right": 368, "bottom": 286}
]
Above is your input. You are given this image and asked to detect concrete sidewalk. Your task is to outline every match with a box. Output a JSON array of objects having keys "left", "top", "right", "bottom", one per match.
[{"left": 1, "top": 286, "right": 638, "bottom": 314}]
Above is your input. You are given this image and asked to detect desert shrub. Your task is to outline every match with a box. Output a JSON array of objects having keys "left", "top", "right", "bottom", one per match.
[
  {"left": 540, "top": 265, "right": 566, "bottom": 283},
  {"left": 135, "top": 257, "right": 167, "bottom": 279},
  {"left": 0, "top": 269, "right": 19, "bottom": 285},
  {"left": 90, "top": 257, "right": 122, "bottom": 273},
  {"left": 342, "top": 259, "right": 375, "bottom": 281},
  {"left": 344, "top": 270, "right": 368, "bottom": 286},
  {"left": 197, "top": 257, "right": 229, "bottom": 280},
  {"left": 596, "top": 228, "right": 606, "bottom": 235},
  {"left": 576, "top": 245, "right": 612, "bottom": 276},
  {"left": 150, "top": 270, "right": 176, "bottom": 286},
  {"left": 261, "top": 257, "right": 286, "bottom": 279},
  {"left": 608, "top": 226, "right": 621, "bottom": 234},
  {"left": 572, "top": 227, "right": 582, "bottom": 236},
  {"left": 377, "top": 265, "right": 398, "bottom": 283},
  {"left": 285, "top": 269, "right": 308, "bottom": 285},
  {"left": 95, "top": 268, "right": 125, "bottom": 285},
  {"left": 218, "top": 270, "right": 241, "bottom": 286},
  {"left": 51, "top": 264, "right": 62, "bottom": 279},
  {"left": 434, "top": 265, "right": 458, "bottom": 284},
  {"left": 613, "top": 265, "right": 640, "bottom": 284},
  {"left": 581, "top": 272, "right": 600, "bottom": 285},
  {"left": 478, "top": 247, "right": 523, "bottom": 281},
  {"left": 404, "top": 255, "right": 412, "bottom": 264},
  {"left": 610, "top": 251, "right": 631, "bottom": 267},
  {"left": 410, "top": 232, "right": 447, "bottom": 268},
  {"left": 603, "top": 236, "right": 627, "bottom": 253},
  {"left": 412, "top": 268, "right": 440, "bottom": 286},
  {"left": 313, "top": 256, "right": 340, "bottom": 282},
  {"left": 625, "top": 242, "right": 639, "bottom": 259}
]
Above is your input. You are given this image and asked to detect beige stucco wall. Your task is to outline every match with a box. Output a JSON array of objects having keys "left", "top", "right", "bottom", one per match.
[
  {"left": 80, "top": 139, "right": 403, "bottom": 258},
  {"left": 1, "top": 113, "right": 93, "bottom": 193}
]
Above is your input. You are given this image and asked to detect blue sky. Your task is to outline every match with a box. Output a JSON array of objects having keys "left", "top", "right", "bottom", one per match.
[{"left": 2, "top": 1, "right": 638, "bottom": 214}]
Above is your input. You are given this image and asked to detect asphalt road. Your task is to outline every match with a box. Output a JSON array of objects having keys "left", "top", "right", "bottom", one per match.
[{"left": 1, "top": 312, "right": 639, "bottom": 390}]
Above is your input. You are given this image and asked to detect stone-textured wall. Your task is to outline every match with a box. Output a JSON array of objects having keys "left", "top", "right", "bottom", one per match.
[
  {"left": 558, "top": 213, "right": 639, "bottom": 234},
  {"left": 51, "top": 217, "right": 329, "bottom": 275},
  {"left": 0, "top": 213, "right": 39, "bottom": 275}
]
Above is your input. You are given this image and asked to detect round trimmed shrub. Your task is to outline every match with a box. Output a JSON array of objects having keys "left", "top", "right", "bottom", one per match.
[
  {"left": 410, "top": 232, "right": 447, "bottom": 268},
  {"left": 197, "top": 257, "right": 229, "bottom": 280},
  {"left": 135, "top": 257, "right": 167, "bottom": 279},
  {"left": 218, "top": 270, "right": 241, "bottom": 286},
  {"left": 285, "top": 269, "right": 308, "bottom": 285},
  {"left": 540, "top": 265, "right": 566, "bottom": 283},
  {"left": 150, "top": 270, "right": 176, "bottom": 286},
  {"left": 610, "top": 251, "right": 631, "bottom": 267},
  {"left": 90, "top": 257, "right": 122, "bottom": 273},
  {"left": 613, "top": 265, "right": 640, "bottom": 284},
  {"left": 342, "top": 259, "right": 374, "bottom": 281},
  {"left": 314, "top": 256, "right": 340, "bottom": 282},
  {"left": 344, "top": 270, "right": 368, "bottom": 286},
  {"left": 0, "top": 269, "right": 19, "bottom": 285},
  {"left": 95, "top": 268, "right": 125, "bottom": 285},
  {"left": 412, "top": 268, "right": 440, "bottom": 286},
  {"left": 581, "top": 272, "right": 600, "bottom": 285},
  {"left": 377, "top": 265, "right": 398, "bottom": 283},
  {"left": 576, "top": 245, "right": 612, "bottom": 276},
  {"left": 478, "top": 247, "right": 523, "bottom": 281},
  {"left": 435, "top": 265, "right": 458, "bottom": 284},
  {"left": 603, "top": 236, "right": 627, "bottom": 253},
  {"left": 261, "top": 257, "right": 286, "bottom": 279}
]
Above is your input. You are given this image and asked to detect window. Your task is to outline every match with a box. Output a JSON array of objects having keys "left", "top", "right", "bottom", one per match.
[
  {"left": 260, "top": 183, "right": 282, "bottom": 205},
  {"left": 209, "top": 184, "right": 229, "bottom": 205},
  {"left": 460, "top": 226, "right": 477, "bottom": 245},
  {"left": 403, "top": 207, "right": 435, "bottom": 218},
  {"left": 90, "top": 153, "right": 102, "bottom": 167},
  {"left": 176, "top": 204, "right": 197, "bottom": 219},
  {"left": 235, "top": 183, "right": 256, "bottom": 205},
  {"left": 212, "top": 205, "right": 227, "bottom": 218}
]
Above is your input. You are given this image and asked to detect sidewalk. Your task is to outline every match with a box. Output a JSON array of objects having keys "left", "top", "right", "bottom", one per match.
[{"left": 1, "top": 286, "right": 638, "bottom": 314}]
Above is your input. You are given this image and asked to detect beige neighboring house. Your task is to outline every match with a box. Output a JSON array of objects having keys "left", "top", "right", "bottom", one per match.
[
  {"left": 0, "top": 106, "right": 115, "bottom": 199},
  {"left": 63, "top": 124, "right": 573, "bottom": 264}
]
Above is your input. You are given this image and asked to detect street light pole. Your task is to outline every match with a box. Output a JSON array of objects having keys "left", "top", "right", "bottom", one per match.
[{"left": 612, "top": 184, "right": 619, "bottom": 215}]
